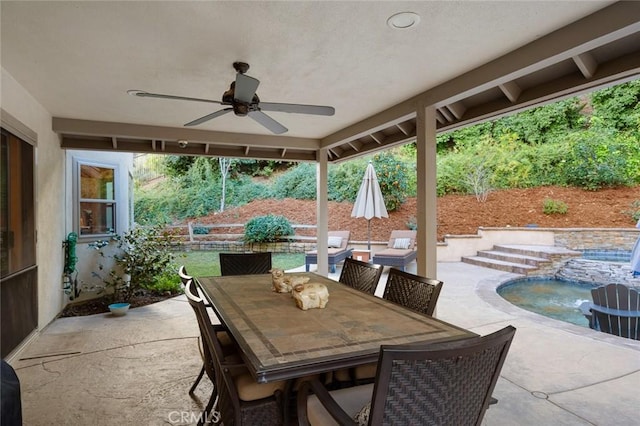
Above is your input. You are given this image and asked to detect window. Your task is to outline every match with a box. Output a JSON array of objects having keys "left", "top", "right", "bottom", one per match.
[{"left": 76, "top": 161, "right": 117, "bottom": 237}]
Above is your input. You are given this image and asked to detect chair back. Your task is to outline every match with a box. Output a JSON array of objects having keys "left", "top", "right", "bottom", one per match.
[
  {"left": 338, "top": 257, "right": 383, "bottom": 295},
  {"left": 383, "top": 268, "right": 443, "bottom": 316},
  {"left": 185, "top": 279, "right": 245, "bottom": 425},
  {"left": 368, "top": 326, "right": 516, "bottom": 426},
  {"left": 219, "top": 252, "right": 272, "bottom": 276},
  {"left": 591, "top": 283, "right": 640, "bottom": 340},
  {"left": 327, "top": 230, "right": 350, "bottom": 250},
  {"left": 178, "top": 265, "right": 191, "bottom": 286},
  {"left": 183, "top": 279, "right": 218, "bottom": 385}
]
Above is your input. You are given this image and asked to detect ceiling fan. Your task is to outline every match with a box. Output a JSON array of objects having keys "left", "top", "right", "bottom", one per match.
[{"left": 127, "top": 62, "right": 335, "bottom": 135}]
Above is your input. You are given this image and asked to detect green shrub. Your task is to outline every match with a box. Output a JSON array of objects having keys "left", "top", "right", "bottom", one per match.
[
  {"left": 192, "top": 226, "right": 209, "bottom": 235},
  {"left": 273, "top": 163, "right": 317, "bottom": 199},
  {"left": 150, "top": 270, "right": 183, "bottom": 294},
  {"left": 564, "top": 131, "right": 636, "bottom": 190},
  {"left": 542, "top": 198, "right": 568, "bottom": 215},
  {"left": 625, "top": 200, "right": 640, "bottom": 223},
  {"left": 436, "top": 154, "right": 469, "bottom": 195},
  {"left": 244, "top": 215, "right": 294, "bottom": 243},
  {"left": 372, "top": 151, "right": 409, "bottom": 211},
  {"left": 329, "top": 158, "right": 368, "bottom": 202},
  {"left": 227, "top": 176, "right": 273, "bottom": 205},
  {"left": 92, "top": 225, "right": 178, "bottom": 302}
]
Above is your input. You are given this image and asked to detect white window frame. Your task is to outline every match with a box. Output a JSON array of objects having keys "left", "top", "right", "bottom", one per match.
[{"left": 73, "top": 158, "right": 119, "bottom": 240}]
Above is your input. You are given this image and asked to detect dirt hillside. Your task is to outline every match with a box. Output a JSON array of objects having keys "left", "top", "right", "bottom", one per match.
[{"left": 192, "top": 186, "right": 639, "bottom": 242}]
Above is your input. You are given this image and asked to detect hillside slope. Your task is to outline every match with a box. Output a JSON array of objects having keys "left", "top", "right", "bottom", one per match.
[{"left": 193, "top": 186, "right": 639, "bottom": 242}]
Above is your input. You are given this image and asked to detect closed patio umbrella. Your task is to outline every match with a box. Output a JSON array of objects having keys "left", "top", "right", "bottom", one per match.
[{"left": 351, "top": 162, "right": 388, "bottom": 251}]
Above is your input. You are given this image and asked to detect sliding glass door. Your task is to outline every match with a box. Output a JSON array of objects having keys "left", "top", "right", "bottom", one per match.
[{"left": 1, "top": 128, "right": 37, "bottom": 358}]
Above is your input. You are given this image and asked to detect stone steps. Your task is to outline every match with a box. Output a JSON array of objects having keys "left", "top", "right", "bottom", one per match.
[{"left": 461, "top": 244, "right": 581, "bottom": 275}]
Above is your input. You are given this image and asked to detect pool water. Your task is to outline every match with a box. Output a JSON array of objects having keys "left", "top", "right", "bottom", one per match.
[{"left": 498, "top": 279, "right": 595, "bottom": 327}]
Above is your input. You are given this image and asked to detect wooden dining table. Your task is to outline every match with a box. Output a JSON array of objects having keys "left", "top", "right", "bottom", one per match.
[{"left": 198, "top": 272, "right": 476, "bottom": 384}]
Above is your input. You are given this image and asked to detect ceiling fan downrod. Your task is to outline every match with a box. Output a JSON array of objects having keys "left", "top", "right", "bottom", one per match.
[{"left": 233, "top": 62, "right": 250, "bottom": 74}]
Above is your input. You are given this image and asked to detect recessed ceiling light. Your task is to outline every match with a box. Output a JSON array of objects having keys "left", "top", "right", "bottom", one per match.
[{"left": 387, "top": 12, "right": 421, "bottom": 29}]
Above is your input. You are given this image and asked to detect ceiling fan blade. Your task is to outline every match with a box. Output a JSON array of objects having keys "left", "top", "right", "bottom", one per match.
[
  {"left": 248, "top": 111, "right": 288, "bottom": 134},
  {"left": 127, "top": 90, "right": 223, "bottom": 105},
  {"left": 184, "top": 108, "right": 232, "bottom": 127},
  {"left": 234, "top": 74, "right": 260, "bottom": 103},
  {"left": 259, "top": 102, "right": 335, "bottom": 116}
]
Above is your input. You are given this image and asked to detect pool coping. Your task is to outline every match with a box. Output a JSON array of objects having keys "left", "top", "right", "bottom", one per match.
[{"left": 476, "top": 271, "right": 640, "bottom": 352}]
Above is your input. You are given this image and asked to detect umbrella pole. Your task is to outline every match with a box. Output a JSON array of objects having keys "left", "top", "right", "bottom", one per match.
[{"left": 367, "top": 220, "right": 371, "bottom": 252}]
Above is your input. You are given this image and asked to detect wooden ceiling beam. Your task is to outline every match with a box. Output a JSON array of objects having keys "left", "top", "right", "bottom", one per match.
[
  {"left": 499, "top": 81, "right": 522, "bottom": 103},
  {"left": 573, "top": 52, "right": 598, "bottom": 79}
]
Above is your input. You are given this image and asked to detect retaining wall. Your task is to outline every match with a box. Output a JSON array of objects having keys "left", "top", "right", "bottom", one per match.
[{"left": 172, "top": 227, "right": 640, "bottom": 261}]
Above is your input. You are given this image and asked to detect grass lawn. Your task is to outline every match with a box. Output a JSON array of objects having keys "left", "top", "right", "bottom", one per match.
[{"left": 174, "top": 251, "right": 305, "bottom": 277}]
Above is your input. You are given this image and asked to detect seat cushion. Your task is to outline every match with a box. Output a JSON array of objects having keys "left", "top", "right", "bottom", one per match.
[
  {"left": 234, "top": 370, "right": 287, "bottom": 402},
  {"left": 354, "top": 362, "right": 377, "bottom": 380},
  {"left": 216, "top": 330, "right": 235, "bottom": 347},
  {"left": 374, "top": 248, "right": 414, "bottom": 258},
  {"left": 306, "top": 383, "right": 374, "bottom": 426},
  {"left": 354, "top": 401, "right": 371, "bottom": 426}
]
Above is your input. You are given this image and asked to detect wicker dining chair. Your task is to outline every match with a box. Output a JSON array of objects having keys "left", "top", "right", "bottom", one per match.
[
  {"left": 184, "top": 278, "right": 225, "bottom": 422},
  {"left": 338, "top": 257, "right": 383, "bottom": 295},
  {"left": 335, "top": 268, "right": 444, "bottom": 387},
  {"left": 383, "top": 268, "right": 444, "bottom": 316},
  {"left": 183, "top": 275, "right": 237, "bottom": 402},
  {"left": 178, "top": 265, "right": 191, "bottom": 286},
  {"left": 297, "top": 325, "right": 516, "bottom": 426},
  {"left": 219, "top": 252, "right": 273, "bottom": 276},
  {"left": 188, "top": 279, "right": 287, "bottom": 426}
]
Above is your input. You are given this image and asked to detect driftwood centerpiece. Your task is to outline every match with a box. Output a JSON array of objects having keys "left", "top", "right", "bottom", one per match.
[
  {"left": 292, "top": 283, "right": 329, "bottom": 310},
  {"left": 269, "top": 268, "right": 310, "bottom": 293}
]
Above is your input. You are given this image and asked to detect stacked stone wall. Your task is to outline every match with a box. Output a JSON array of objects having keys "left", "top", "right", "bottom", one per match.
[
  {"left": 556, "top": 258, "right": 640, "bottom": 288},
  {"left": 554, "top": 229, "right": 639, "bottom": 251}
]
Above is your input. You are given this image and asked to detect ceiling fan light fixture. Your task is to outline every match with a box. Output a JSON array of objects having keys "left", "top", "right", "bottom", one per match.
[{"left": 387, "top": 12, "right": 420, "bottom": 29}]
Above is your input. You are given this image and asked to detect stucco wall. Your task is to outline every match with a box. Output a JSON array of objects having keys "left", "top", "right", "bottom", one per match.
[
  {"left": 2, "top": 68, "right": 134, "bottom": 332},
  {"left": 2, "top": 68, "right": 67, "bottom": 328},
  {"left": 65, "top": 150, "right": 133, "bottom": 302}
]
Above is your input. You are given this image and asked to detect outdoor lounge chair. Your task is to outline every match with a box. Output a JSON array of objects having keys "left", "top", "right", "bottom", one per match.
[
  {"left": 297, "top": 326, "right": 516, "bottom": 426},
  {"left": 579, "top": 283, "right": 640, "bottom": 340},
  {"left": 305, "top": 231, "right": 353, "bottom": 274},
  {"left": 372, "top": 230, "right": 417, "bottom": 271}
]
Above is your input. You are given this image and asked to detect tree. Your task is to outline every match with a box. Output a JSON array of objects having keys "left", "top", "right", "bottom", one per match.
[{"left": 219, "top": 157, "right": 235, "bottom": 212}]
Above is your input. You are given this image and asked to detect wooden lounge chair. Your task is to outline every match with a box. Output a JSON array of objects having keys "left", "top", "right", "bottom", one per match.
[
  {"left": 297, "top": 326, "right": 516, "bottom": 426},
  {"left": 579, "top": 283, "right": 640, "bottom": 340},
  {"left": 305, "top": 231, "right": 353, "bottom": 273},
  {"left": 372, "top": 230, "right": 417, "bottom": 271}
]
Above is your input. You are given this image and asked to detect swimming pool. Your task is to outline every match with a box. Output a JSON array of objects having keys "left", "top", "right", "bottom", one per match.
[{"left": 498, "top": 278, "right": 595, "bottom": 327}]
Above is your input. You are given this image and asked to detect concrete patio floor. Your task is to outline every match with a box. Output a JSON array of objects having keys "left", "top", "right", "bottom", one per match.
[{"left": 9, "top": 262, "right": 640, "bottom": 425}]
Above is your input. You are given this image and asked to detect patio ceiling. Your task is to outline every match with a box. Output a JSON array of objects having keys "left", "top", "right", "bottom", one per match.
[{"left": 2, "top": 1, "right": 640, "bottom": 163}]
